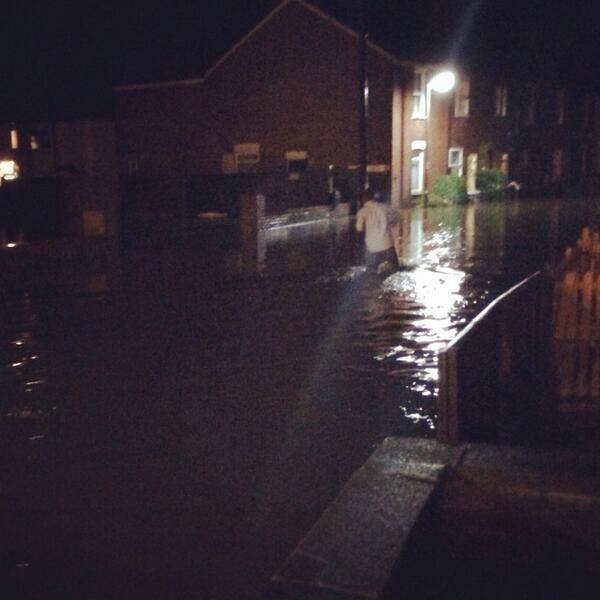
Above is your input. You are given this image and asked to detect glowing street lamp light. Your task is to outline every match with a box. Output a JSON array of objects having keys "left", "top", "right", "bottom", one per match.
[
  {"left": 429, "top": 70, "right": 456, "bottom": 94},
  {"left": 426, "top": 70, "right": 456, "bottom": 114}
]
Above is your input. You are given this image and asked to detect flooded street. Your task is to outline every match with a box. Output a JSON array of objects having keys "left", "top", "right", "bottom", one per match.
[{"left": 0, "top": 198, "right": 594, "bottom": 598}]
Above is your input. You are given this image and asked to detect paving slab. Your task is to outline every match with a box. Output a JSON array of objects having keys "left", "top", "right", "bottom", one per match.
[{"left": 266, "top": 437, "right": 456, "bottom": 599}]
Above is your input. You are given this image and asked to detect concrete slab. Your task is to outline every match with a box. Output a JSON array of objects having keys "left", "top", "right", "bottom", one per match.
[{"left": 266, "top": 437, "right": 454, "bottom": 599}]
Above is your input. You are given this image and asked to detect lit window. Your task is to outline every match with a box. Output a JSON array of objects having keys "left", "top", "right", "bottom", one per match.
[
  {"left": 411, "top": 141, "right": 426, "bottom": 194},
  {"left": 556, "top": 90, "right": 565, "bottom": 125},
  {"left": 448, "top": 147, "right": 464, "bottom": 176},
  {"left": 500, "top": 153, "right": 509, "bottom": 173},
  {"left": 29, "top": 130, "right": 50, "bottom": 150},
  {"left": 0, "top": 160, "right": 19, "bottom": 183},
  {"left": 552, "top": 149, "right": 563, "bottom": 181},
  {"left": 10, "top": 129, "right": 19, "bottom": 149},
  {"left": 412, "top": 69, "right": 427, "bottom": 118},
  {"left": 495, "top": 85, "right": 508, "bottom": 117},
  {"left": 234, "top": 143, "right": 260, "bottom": 172},
  {"left": 454, "top": 79, "right": 470, "bottom": 117}
]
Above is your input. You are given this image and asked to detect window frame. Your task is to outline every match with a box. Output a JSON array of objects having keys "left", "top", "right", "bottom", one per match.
[
  {"left": 454, "top": 79, "right": 470, "bottom": 117},
  {"left": 412, "top": 69, "right": 427, "bottom": 119},
  {"left": 234, "top": 143, "right": 261, "bottom": 173},
  {"left": 448, "top": 147, "right": 464, "bottom": 176},
  {"left": 410, "top": 141, "right": 426, "bottom": 195}
]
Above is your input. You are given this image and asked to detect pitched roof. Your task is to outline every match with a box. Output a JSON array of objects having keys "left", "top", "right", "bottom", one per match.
[{"left": 114, "top": 0, "right": 433, "bottom": 92}]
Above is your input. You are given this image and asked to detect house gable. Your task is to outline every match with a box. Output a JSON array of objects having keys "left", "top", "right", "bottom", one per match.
[{"left": 197, "top": 0, "right": 395, "bottom": 172}]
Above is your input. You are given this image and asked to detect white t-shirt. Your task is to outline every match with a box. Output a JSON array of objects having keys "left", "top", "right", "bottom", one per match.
[{"left": 355, "top": 200, "right": 393, "bottom": 253}]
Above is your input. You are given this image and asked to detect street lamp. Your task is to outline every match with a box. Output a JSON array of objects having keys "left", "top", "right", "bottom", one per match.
[
  {"left": 424, "top": 69, "right": 456, "bottom": 200},
  {"left": 426, "top": 69, "right": 456, "bottom": 118}
]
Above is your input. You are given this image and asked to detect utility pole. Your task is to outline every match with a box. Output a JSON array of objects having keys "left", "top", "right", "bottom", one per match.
[{"left": 355, "top": 0, "right": 368, "bottom": 215}]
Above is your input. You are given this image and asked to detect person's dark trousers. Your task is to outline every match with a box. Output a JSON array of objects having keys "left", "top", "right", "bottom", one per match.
[{"left": 365, "top": 247, "right": 398, "bottom": 274}]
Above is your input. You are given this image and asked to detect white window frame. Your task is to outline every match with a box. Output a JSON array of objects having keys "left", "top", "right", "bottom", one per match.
[
  {"left": 448, "top": 147, "right": 464, "bottom": 176},
  {"left": 285, "top": 150, "right": 308, "bottom": 176},
  {"left": 454, "top": 79, "right": 470, "bottom": 117},
  {"left": 495, "top": 85, "right": 508, "bottom": 117},
  {"left": 412, "top": 69, "right": 427, "bottom": 119},
  {"left": 411, "top": 141, "right": 426, "bottom": 195},
  {"left": 234, "top": 143, "right": 260, "bottom": 172}
]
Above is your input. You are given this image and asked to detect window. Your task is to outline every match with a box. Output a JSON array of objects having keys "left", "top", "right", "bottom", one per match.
[
  {"left": 10, "top": 129, "right": 18, "bottom": 149},
  {"left": 495, "top": 85, "right": 508, "bottom": 117},
  {"left": 412, "top": 69, "right": 427, "bottom": 118},
  {"left": 556, "top": 90, "right": 565, "bottom": 125},
  {"left": 29, "top": 129, "right": 49, "bottom": 150},
  {"left": 448, "top": 147, "right": 464, "bottom": 176},
  {"left": 285, "top": 150, "right": 307, "bottom": 180},
  {"left": 454, "top": 79, "right": 470, "bottom": 117},
  {"left": 526, "top": 84, "right": 536, "bottom": 125},
  {"left": 552, "top": 149, "right": 563, "bottom": 181},
  {"left": 500, "top": 153, "right": 509, "bottom": 173},
  {"left": 411, "top": 141, "right": 426, "bottom": 194},
  {"left": 0, "top": 160, "right": 19, "bottom": 183},
  {"left": 234, "top": 143, "right": 260, "bottom": 172}
]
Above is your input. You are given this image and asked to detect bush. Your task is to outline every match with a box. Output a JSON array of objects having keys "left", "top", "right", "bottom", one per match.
[
  {"left": 430, "top": 174, "right": 468, "bottom": 205},
  {"left": 477, "top": 169, "right": 508, "bottom": 201}
]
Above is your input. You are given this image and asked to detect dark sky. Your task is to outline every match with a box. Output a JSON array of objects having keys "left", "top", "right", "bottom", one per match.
[{"left": 1, "top": 0, "right": 599, "bottom": 119}]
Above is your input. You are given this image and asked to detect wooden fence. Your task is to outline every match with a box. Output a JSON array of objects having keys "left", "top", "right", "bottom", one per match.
[
  {"left": 437, "top": 271, "right": 552, "bottom": 445},
  {"left": 553, "top": 227, "right": 600, "bottom": 413}
]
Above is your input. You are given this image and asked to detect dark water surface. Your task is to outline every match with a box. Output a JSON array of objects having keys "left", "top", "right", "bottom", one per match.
[{"left": 0, "top": 199, "right": 593, "bottom": 598}]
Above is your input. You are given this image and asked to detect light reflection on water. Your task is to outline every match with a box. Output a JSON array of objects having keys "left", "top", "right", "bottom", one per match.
[
  {"left": 0, "top": 198, "right": 594, "bottom": 439},
  {"left": 0, "top": 198, "right": 595, "bottom": 598}
]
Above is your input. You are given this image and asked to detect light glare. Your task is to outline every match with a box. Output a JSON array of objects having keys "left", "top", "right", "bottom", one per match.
[{"left": 429, "top": 71, "right": 456, "bottom": 94}]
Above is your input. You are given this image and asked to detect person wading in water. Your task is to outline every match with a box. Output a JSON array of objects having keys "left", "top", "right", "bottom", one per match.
[{"left": 355, "top": 192, "right": 399, "bottom": 276}]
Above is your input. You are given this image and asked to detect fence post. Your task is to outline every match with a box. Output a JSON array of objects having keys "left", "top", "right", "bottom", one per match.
[
  {"left": 240, "top": 193, "right": 266, "bottom": 270},
  {"left": 437, "top": 347, "right": 460, "bottom": 444}
]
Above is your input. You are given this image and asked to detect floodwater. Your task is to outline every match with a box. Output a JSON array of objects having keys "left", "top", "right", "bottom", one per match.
[{"left": 0, "top": 199, "right": 593, "bottom": 599}]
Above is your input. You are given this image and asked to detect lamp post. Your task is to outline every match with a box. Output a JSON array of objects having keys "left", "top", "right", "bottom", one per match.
[
  {"left": 424, "top": 70, "right": 456, "bottom": 201},
  {"left": 354, "top": 0, "right": 368, "bottom": 215}
]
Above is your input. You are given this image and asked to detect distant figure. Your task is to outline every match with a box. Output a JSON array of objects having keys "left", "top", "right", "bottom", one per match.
[
  {"left": 327, "top": 164, "right": 338, "bottom": 211},
  {"left": 355, "top": 192, "right": 398, "bottom": 276}
]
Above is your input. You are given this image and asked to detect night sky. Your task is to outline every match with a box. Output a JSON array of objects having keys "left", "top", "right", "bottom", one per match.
[{"left": 1, "top": 0, "right": 599, "bottom": 119}]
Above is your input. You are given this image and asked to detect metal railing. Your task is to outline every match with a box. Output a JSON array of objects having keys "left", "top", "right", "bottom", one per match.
[{"left": 437, "top": 270, "right": 553, "bottom": 445}]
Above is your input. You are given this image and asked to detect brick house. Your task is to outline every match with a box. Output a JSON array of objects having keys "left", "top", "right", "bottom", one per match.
[{"left": 114, "top": 0, "right": 600, "bottom": 208}]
